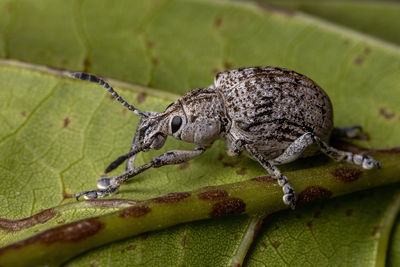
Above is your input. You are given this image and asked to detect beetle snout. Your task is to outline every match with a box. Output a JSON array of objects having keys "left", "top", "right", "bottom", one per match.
[{"left": 150, "top": 134, "right": 167, "bottom": 150}]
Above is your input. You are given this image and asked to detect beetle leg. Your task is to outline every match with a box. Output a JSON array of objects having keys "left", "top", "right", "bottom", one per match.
[
  {"left": 125, "top": 122, "right": 142, "bottom": 172},
  {"left": 273, "top": 132, "right": 381, "bottom": 170},
  {"left": 270, "top": 132, "right": 315, "bottom": 165},
  {"left": 246, "top": 145, "right": 297, "bottom": 209},
  {"left": 126, "top": 111, "right": 159, "bottom": 172},
  {"left": 76, "top": 148, "right": 205, "bottom": 200},
  {"left": 313, "top": 135, "right": 381, "bottom": 169}
]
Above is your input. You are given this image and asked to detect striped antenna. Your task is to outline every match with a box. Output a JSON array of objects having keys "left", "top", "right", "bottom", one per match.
[
  {"left": 71, "top": 72, "right": 147, "bottom": 117},
  {"left": 104, "top": 146, "right": 143, "bottom": 173}
]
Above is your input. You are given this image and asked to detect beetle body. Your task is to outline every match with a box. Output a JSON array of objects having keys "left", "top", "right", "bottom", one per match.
[
  {"left": 72, "top": 67, "right": 380, "bottom": 209},
  {"left": 216, "top": 67, "right": 333, "bottom": 159},
  {"left": 163, "top": 66, "right": 333, "bottom": 161}
]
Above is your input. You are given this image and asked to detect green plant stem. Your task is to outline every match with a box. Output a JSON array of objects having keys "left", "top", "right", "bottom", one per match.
[
  {"left": 0, "top": 149, "right": 399, "bottom": 266},
  {"left": 230, "top": 213, "right": 266, "bottom": 267}
]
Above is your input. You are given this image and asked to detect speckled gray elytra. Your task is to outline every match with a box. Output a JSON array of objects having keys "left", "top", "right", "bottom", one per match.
[{"left": 72, "top": 67, "right": 381, "bottom": 209}]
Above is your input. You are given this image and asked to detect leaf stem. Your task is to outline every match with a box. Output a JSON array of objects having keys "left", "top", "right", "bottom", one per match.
[
  {"left": 230, "top": 213, "right": 265, "bottom": 267},
  {"left": 376, "top": 190, "right": 400, "bottom": 267},
  {"left": 0, "top": 149, "right": 399, "bottom": 266}
]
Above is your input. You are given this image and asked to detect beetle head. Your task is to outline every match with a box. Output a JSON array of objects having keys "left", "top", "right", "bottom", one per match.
[
  {"left": 158, "top": 96, "right": 222, "bottom": 147},
  {"left": 136, "top": 111, "right": 169, "bottom": 151},
  {"left": 135, "top": 101, "right": 189, "bottom": 151}
]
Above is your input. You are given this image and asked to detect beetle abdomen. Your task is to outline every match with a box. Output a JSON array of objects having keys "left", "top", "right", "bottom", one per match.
[{"left": 216, "top": 67, "right": 333, "bottom": 156}]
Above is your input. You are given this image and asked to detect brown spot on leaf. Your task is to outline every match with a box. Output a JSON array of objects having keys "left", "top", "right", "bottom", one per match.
[
  {"left": 214, "top": 17, "right": 223, "bottom": 28},
  {"left": 251, "top": 175, "right": 275, "bottom": 183},
  {"left": 63, "top": 117, "right": 71, "bottom": 128},
  {"left": 119, "top": 206, "right": 151, "bottom": 218},
  {"left": 210, "top": 198, "right": 246, "bottom": 217},
  {"left": 332, "top": 167, "right": 363, "bottom": 183},
  {"left": 379, "top": 107, "right": 395, "bottom": 119},
  {"left": 179, "top": 162, "right": 190, "bottom": 170},
  {"left": 152, "top": 57, "right": 159, "bottom": 65},
  {"left": 0, "top": 208, "right": 56, "bottom": 231},
  {"left": 44, "top": 218, "right": 103, "bottom": 243},
  {"left": 306, "top": 221, "right": 313, "bottom": 229},
  {"left": 236, "top": 168, "right": 247, "bottom": 175},
  {"left": 181, "top": 234, "right": 188, "bottom": 247},
  {"left": 121, "top": 243, "right": 136, "bottom": 253},
  {"left": 0, "top": 218, "right": 103, "bottom": 253},
  {"left": 126, "top": 243, "right": 136, "bottom": 250},
  {"left": 272, "top": 241, "right": 281, "bottom": 248},
  {"left": 233, "top": 264, "right": 241, "bottom": 267},
  {"left": 258, "top": 3, "right": 295, "bottom": 16},
  {"left": 146, "top": 40, "right": 156, "bottom": 48},
  {"left": 21, "top": 111, "right": 27, "bottom": 117},
  {"left": 345, "top": 209, "right": 353, "bottom": 216},
  {"left": 261, "top": 241, "right": 268, "bottom": 249},
  {"left": 218, "top": 153, "right": 224, "bottom": 161},
  {"left": 198, "top": 189, "right": 228, "bottom": 201},
  {"left": 83, "top": 58, "right": 91, "bottom": 72},
  {"left": 297, "top": 186, "right": 332, "bottom": 205},
  {"left": 223, "top": 61, "right": 233, "bottom": 69},
  {"left": 152, "top": 192, "right": 191, "bottom": 203},
  {"left": 223, "top": 162, "right": 236, "bottom": 168},
  {"left": 137, "top": 92, "right": 147, "bottom": 104},
  {"left": 354, "top": 56, "right": 364, "bottom": 65},
  {"left": 222, "top": 159, "right": 240, "bottom": 168},
  {"left": 364, "top": 47, "right": 371, "bottom": 54},
  {"left": 372, "top": 226, "right": 384, "bottom": 236}
]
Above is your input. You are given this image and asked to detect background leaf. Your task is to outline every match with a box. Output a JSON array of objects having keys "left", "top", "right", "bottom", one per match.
[
  {"left": 0, "top": 0, "right": 399, "bottom": 266},
  {"left": 254, "top": 0, "right": 400, "bottom": 45}
]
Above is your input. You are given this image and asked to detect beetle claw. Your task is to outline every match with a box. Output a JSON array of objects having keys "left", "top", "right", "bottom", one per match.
[{"left": 76, "top": 190, "right": 98, "bottom": 200}]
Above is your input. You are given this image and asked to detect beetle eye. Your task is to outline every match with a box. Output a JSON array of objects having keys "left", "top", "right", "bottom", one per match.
[{"left": 171, "top": 116, "right": 182, "bottom": 133}]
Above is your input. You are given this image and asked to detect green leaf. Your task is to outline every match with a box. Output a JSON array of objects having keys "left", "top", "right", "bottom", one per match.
[
  {"left": 246, "top": 187, "right": 400, "bottom": 266},
  {"left": 255, "top": 0, "right": 400, "bottom": 45},
  {"left": 389, "top": 215, "right": 400, "bottom": 267},
  {"left": 0, "top": 0, "right": 400, "bottom": 266}
]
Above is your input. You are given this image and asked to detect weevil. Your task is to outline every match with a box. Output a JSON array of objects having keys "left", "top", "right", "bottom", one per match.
[{"left": 72, "top": 67, "right": 381, "bottom": 209}]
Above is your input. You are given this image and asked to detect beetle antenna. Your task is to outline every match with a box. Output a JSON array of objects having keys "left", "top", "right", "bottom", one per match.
[
  {"left": 71, "top": 72, "right": 147, "bottom": 117},
  {"left": 104, "top": 146, "right": 143, "bottom": 173}
]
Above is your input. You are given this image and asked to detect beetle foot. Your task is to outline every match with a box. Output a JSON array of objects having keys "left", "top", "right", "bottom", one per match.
[
  {"left": 361, "top": 156, "right": 382, "bottom": 170},
  {"left": 75, "top": 185, "right": 120, "bottom": 200},
  {"left": 346, "top": 153, "right": 382, "bottom": 170},
  {"left": 277, "top": 175, "right": 296, "bottom": 209},
  {"left": 282, "top": 183, "right": 297, "bottom": 210},
  {"left": 97, "top": 176, "right": 118, "bottom": 189}
]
